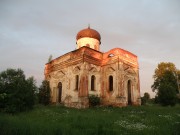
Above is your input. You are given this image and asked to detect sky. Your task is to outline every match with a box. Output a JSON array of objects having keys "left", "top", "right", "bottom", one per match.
[{"left": 0, "top": 0, "right": 180, "bottom": 97}]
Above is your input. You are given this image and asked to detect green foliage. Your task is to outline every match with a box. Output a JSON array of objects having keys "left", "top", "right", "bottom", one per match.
[
  {"left": 152, "top": 62, "right": 179, "bottom": 106},
  {"left": 38, "top": 80, "right": 51, "bottom": 105},
  {"left": 153, "top": 62, "right": 176, "bottom": 77},
  {"left": 0, "top": 69, "right": 37, "bottom": 113},
  {"left": 154, "top": 96, "right": 159, "bottom": 104},
  {"left": 88, "top": 95, "right": 100, "bottom": 107},
  {"left": 152, "top": 62, "right": 178, "bottom": 92},
  {"left": 0, "top": 105, "right": 180, "bottom": 135},
  {"left": 141, "top": 92, "right": 150, "bottom": 105}
]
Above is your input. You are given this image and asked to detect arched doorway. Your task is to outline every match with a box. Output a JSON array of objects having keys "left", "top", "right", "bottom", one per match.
[
  {"left": 58, "top": 82, "right": 62, "bottom": 103},
  {"left": 127, "top": 80, "right": 132, "bottom": 105}
]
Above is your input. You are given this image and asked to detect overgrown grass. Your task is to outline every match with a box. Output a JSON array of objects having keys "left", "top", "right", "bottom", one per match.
[{"left": 0, "top": 105, "right": 180, "bottom": 135}]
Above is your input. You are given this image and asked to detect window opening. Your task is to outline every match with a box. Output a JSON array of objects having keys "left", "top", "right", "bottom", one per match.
[
  {"left": 91, "top": 75, "right": 96, "bottom": 91},
  {"left": 75, "top": 75, "right": 79, "bottom": 90},
  {"left": 109, "top": 75, "right": 113, "bottom": 91}
]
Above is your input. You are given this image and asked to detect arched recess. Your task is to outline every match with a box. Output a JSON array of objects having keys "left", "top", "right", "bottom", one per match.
[
  {"left": 91, "top": 75, "right": 96, "bottom": 91},
  {"left": 58, "top": 82, "right": 62, "bottom": 103},
  {"left": 127, "top": 80, "right": 132, "bottom": 105}
]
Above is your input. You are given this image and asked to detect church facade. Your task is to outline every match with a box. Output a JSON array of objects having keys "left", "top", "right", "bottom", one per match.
[{"left": 44, "top": 26, "right": 141, "bottom": 108}]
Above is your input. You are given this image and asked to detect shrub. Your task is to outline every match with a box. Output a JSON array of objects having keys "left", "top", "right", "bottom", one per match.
[{"left": 88, "top": 95, "right": 100, "bottom": 107}]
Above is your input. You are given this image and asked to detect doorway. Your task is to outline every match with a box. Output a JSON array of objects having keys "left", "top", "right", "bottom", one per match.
[
  {"left": 127, "top": 80, "right": 132, "bottom": 105},
  {"left": 58, "top": 82, "right": 62, "bottom": 103}
]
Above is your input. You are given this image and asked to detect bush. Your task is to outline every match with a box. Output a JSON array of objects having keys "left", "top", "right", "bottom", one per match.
[
  {"left": 88, "top": 95, "right": 100, "bottom": 107},
  {"left": 0, "top": 69, "right": 37, "bottom": 113}
]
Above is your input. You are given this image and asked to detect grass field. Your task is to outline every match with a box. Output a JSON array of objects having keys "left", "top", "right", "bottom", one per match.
[{"left": 0, "top": 105, "right": 180, "bottom": 135}]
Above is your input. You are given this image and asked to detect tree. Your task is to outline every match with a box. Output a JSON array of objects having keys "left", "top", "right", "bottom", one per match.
[
  {"left": 39, "top": 80, "right": 51, "bottom": 105},
  {"left": 141, "top": 92, "right": 150, "bottom": 105},
  {"left": 48, "top": 55, "right": 53, "bottom": 63},
  {"left": 0, "top": 68, "right": 37, "bottom": 113},
  {"left": 144, "top": 92, "right": 150, "bottom": 100},
  {"left": 152, "top": 62, "right": 179, "bottom": 106},
  {"left": 158, "top": 83, "right": 177, "bottom": 106}
]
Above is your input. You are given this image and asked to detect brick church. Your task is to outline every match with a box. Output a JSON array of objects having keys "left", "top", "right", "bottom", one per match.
[{"left": 44, "top": 26, "right": 141, "bottom": 108}]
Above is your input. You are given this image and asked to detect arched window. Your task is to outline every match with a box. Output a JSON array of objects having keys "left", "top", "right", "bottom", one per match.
[
  {"left": 75, "top": 75, "right": 79, "bottom": 90},
  {"left": 109, "top": 75, "right": 113, "bottom": 91},
  {"left": 91, "top": 75, "right": 96, "bottom": 91}
]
